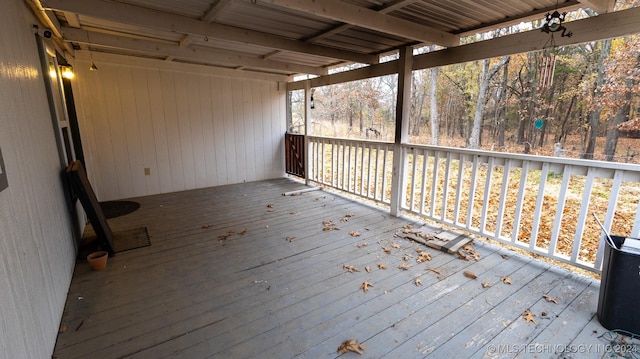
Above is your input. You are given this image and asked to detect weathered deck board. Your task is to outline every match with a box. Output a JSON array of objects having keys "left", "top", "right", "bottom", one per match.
[{"left": 53, "top": 179, "right": 616, "bottom": 359}]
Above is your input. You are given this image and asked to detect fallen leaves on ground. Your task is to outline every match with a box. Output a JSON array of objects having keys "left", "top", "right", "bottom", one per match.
[
  {"left": 382, "top": 247, "right": 392, "bottom": 254},
  {"left": 201, "top": 224, "right": 210, "bottom": 229},
  {"left": 343, "top": 264, "right": 359, "bottom": 273},
  {"left": 340, "top": 213, "right": 355, "bottom": 222},
  {"left": 463, "top": 271, "right": 478, "bottom": 279},
  {"left": 286, "top": 236, "right": 295, "bottom": 242},
  {"left": 427, "top": 268, "right": 441, "bottom": 275},
  {"left": 522, "top": 310, "right": 537, "bottom": 324},
  {"left": 360, "top": 281, "right": 374, "bottom": 292},
  {"left": 501, "top": 276, "right": 512, "bottom": 284},
  {"left": 349, "top": 230, "right": 361, "bottom": 237},
  {"left": 290, "top": 211, "right": 299, "bottom": 215},
  {"left": 357, "top": 242, "right": 368, "bottom": 248},
  {"left": 378, "top": 263, "right": 387, "bottom": 270},
  {"left": 402, "top": 254, "right": 413, "bottom": 261},
  {"left": 239, "top": 229, "right": 247, "bottom": 235},
  {"left": 543, "top": 295, "right": 559, "bottom": 304},
  {"left": 218, "top": 230, "right": 235, "bottom": 240},
  {"left": 266, "top": 204, "right": 274, "bottom": 212},
  {"left": 417, "top": 252, "right": 432, "bottom": 262},
  {"left": 501, "top": 254, "right": 510, "bottom": 259},
  {"left": 398, "top": 263, "right": 412, "bottom": 270},
  {"left": 481, "top": 281, "right": 491, "bottom": 288},
  {"left": 414, "top": 278, "right": 422, "bottom": 286},
  {"left": 365, "top": 266, "right": 371, "bottom": 273},
  {"left": 337, "top": 339, "right": 366, "bottom": 355},
  {"left": 391, "top": 242, "right": 401, "bottom": 249},
  {"left": 458, "top": 244, "right": 480, "bottom": 261},
  {"left": 323, "top": 220, "right": 339, "bottom": 231}
]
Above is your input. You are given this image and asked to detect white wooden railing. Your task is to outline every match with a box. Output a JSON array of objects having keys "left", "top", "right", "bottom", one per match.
[{"left": 308, "top": 136, "right": 640, "bottom": 272}]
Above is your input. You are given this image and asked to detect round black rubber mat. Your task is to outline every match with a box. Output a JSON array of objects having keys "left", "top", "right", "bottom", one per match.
[{"left": 99, "top": 200, "right": 140, "bottom": 219}]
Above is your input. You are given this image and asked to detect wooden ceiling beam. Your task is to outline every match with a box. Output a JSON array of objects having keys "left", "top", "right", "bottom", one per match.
[
  {"left": 41, "top": 0, "right": 379, "bottom": 64},
  {"left": 288, "top": 6, "right": 640, "bottom": 90},
  {"left": 262, "top": 0, "right": 459, "bottom": 47},
  {"left": 577, "top": 0, "right": 616, "bottom": 13},
  {"left": 61, "top": 27, "right": 328, "bottom": 76}
]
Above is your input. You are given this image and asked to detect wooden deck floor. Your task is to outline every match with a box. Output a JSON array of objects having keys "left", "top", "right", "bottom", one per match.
[{"left": 53, "top": 178, "right": 621, "bottom": 359}]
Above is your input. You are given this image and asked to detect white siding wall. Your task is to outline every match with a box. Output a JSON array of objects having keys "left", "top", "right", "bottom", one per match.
[
  {"left": 72, "top": 57, "right": 287, "bottom": 201},
  {"left": 0, "top": 3, "right": 77, "bottom": 358}
]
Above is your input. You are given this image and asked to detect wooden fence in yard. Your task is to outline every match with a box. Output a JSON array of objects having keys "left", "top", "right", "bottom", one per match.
[{"left": 307, "top": 135, "right": 640, "bottom": 273}]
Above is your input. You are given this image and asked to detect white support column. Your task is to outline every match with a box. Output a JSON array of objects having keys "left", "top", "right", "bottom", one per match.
[
  {"left": 304, "top": 80, "right": 312, "bottom": 186},
  {"left": 390, "top": 46, "right": 413, "bottom": 216}
]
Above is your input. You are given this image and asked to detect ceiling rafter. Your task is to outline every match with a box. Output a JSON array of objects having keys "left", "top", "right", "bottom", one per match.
[
  {"left": 41, "top": 0, "right": 379, "bottom": 64},
  {"left": 261, "top": 0, "right": 460, "bottom": 47},
  {"left": 288, "top": 6, "right": 640, "bottom": 90},
  {"left": 61, "top": 27, "right": 328, "bottom": 75},
  {"left": 181, "top": 0, "right": 233, "bottom": 47},
  {"left": 305, "top": 0, "right": 423, "bottom": 43},
  {"left": 577, "top": 0, "right": 616, "bottom": 13}
]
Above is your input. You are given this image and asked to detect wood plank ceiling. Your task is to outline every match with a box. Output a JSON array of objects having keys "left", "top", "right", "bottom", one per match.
[{"left": 32, "top": 0, "right": 618, "bottom": 77}]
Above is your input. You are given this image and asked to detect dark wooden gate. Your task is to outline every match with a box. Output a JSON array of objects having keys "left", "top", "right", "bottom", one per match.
[{"left": 285, "top": 133, "right": 305, "bottom": 178}]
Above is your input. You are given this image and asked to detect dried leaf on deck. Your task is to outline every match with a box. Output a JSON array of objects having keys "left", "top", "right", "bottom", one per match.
[
  {"left": 391, "top": 242, "right": 401, "bottom": 249},
  {"left": 239, "top": 229, "right": 247, "bottom": 235},
  {"left": 481, "top": 281, "right": 491, "bottom": 288},
  {"left": 337, "top": 339, "right": 366, "bottom": 355},
  {"left": 501, "top": 276, "right": 512, "bottom": 285},
  {"left": 201, "top": 225, "right": 210, "bottom": 229},
  {"left": 286, "top": 236, "right": 295, "bottom": 242},
  {"left": 463, "top": 271, "right": 477, "bottom": 279},
  {"left": 343, "top": 264, "right": 359, "bottom": 273},
  {"left": 522, "top": 310, "right": 537, "bottom": 324},
  {"left": 378, "top": 263, "right": 387, "bottom": 270},
  {"left": 382, "top": 247, "right": 392, "bottom": 254},
  {"left": 398, "top": 263, "right": 412, "bottom": 270},
  {"left": 218, "top": 230, "right": 235, "bottom": 240},
  {"left": 340, "top": 213, "right": 355, "bottom": 222},
  {"left": 402, "top": 254, "right": 412, "bottom": 261},
  {"left": 543, "top": 295, "right": 559, "bottom": 304},
  {"left": 500, "top": 254, "right": 510, "bottom": 259},
  {"left": 356, "top": 242, "right": 368, "bottom": 248},
  {"left": 414, "top": 278, "right": 422, "bottom": 286},
  {"left": 349, "top": 230, "right": 361, "bottom": 237},
  {"left": 427, "top": 268, "right": 441, "bottom": 275},
  {"left": 360, "top": 281, "right": 374, "bottom": 292},
  {"left": 457, "top": 244, "right": 480, "bottom": 261},
  {"left": 417, "top": 252, "right": 432, "bottom": 262},
  {"left": 323, "top": 220, "right": 339, "bottom": 231},
  {"left": 290, "top": 211, "right": 299, "bottom": 215},
  {"left": 266, "top": 204, "right": 274, "bottom": 208},
  {"left": 365, "top": 266, "right": 371, "bottom": 273}
]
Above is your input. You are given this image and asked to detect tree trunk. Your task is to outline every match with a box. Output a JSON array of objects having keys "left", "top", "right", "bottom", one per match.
[
  {"left": 497, "top": 59, "right": 509, "bottom": 147},
  {"left": 469, "top": 60, "right": 490, "bottom": 148},
  {"left": 429, "top": 67, "right": 440, "bottom": 145},
  {"left": 604, "top": 91, "right": 632, "bottom": 161},
  {"left": 583, "top": 39, "right": 612, "bottom": 160}
]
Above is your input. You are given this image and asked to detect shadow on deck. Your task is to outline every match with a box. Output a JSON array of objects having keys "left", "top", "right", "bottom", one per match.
[{"left": 53, "top": 178, "right": 621, "bottom": 359}]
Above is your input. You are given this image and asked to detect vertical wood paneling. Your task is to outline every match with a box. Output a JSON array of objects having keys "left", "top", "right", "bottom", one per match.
[
  {"left": 0, "top": 2, "right": 77, "bottom": 358},
  {"left": 159, "top": 70, "right": 185, "bottom": 192},
  {"left": 73, "top": 59, "right": 286, "bottom": 200},
  {"left": 146, "top": 68, "right": 173, "bottom": 193}
]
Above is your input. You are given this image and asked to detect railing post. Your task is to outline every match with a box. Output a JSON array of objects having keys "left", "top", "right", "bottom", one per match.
[
  {"left": 304, "top": 80, "right": 312, "bottom": 185},
  {"left": 390, "top": 46, "right": 413, "bottom": 216}
]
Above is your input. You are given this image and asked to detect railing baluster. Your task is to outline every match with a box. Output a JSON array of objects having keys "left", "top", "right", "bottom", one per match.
[
  {"left": 595, "top": 169, "right": 624, "bottom": 269},
  {"left": 441, "top": 152, "right": 452, "bottom": 222},
  {"left": 419, "top": 148, "right": 429, "bottom": 215},
  {"left": 466, "top": 155, "right": 479, "bottom": 230},
  {"left": 530, "top": 162, "right": 550, "bottom": 251},
  {"left": 495, "top": 159, "right": 512, "bottom": 240},
  {"left": 382, "top": 145, "right": 389, "bottom": 203},
  {"left": 549, "top": 164, "right": 573, "bottom": 258},
  {"left": 454, "top": 153, "right": 465, "bottom": 226},
  {"left": 409, "top": 147, "right": 418, "bottom": 212},
  {"left": 571, "top": 167, "right": 596, "bottom": 263},
  {"left": 512, "top": 160, "right": 530, "bottom": 245},
  {"left": 480, "top": 157, "right": 494, "bottom": 234},
  {"left": 429, "top": 151, "right": 440, "bottom": 218}
]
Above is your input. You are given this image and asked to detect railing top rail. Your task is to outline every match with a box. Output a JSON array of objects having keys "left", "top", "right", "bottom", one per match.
[
  {"left": 402, "top": 143, "right": 640, "bottom": 174},
  {"left": 307, "top": 135, "right": 393, "bottom": 147}
]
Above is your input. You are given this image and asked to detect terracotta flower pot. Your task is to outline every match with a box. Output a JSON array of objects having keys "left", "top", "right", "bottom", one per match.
[{"left": 87, "top": 251, "right": 109, "bottom": 271}]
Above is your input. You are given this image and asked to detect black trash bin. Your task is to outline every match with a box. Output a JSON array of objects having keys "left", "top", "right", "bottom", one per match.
[{"left": 597, "top": 235, "right": 640, "bottom": 335}]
